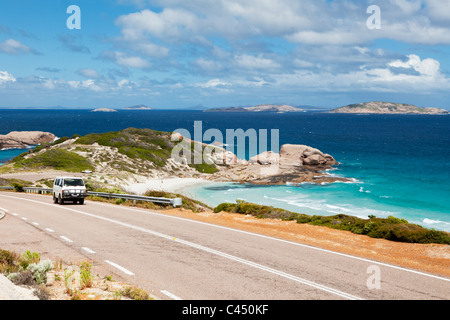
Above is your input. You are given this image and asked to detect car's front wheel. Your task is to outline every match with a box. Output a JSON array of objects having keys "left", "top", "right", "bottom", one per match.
[
  {"left": 53, "top": 194, "right": 58, "bottom": 204},
  {"left": 58, "top": 195, "right": 64, "bottom": 205}
]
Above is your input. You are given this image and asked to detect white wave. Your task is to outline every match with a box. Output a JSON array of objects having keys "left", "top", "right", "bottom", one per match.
[
  {"left": 265, "top": 195, "right": 396, "bottom": 220},
  {"left": 359, "top": 187, "right": 371, "bottom": 193},
  {"left": 423, "top": 218, "right": 450, "bottom": 226},
  {"left": 332, "top": 177, "right": 361, "bottom": 184},
  {"left": 0, "top": 147, "right": 27, "bottom": 151}
]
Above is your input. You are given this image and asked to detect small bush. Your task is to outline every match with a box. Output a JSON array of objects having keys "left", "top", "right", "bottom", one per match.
[
  {"left": 22, "top": 250, "right": 40, "bottom": 265},
  {"left": 26, "top": 260, "right": 53, "bottom": 285},
  {"left": 11, "top": 183, "right": 24, "bottom": 192},
  {"left": 121, "top": 286, "right": 151, "bottom": 300},
  {"left": 79, "top": 262, "right": 94, "bottom": 289},
  {"left": 0, "top": 249, "right": 21, "bottom": 274}
]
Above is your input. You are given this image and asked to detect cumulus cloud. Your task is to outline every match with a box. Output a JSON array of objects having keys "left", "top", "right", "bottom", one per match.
[
  {"left": 271, "top": 54, "right": 449, "bottom": 93},
  {"left": 115, "top": 0, "right": 450, "bottom": 48},
  {"left": 0, "top": 70, "right": 16, "bottom": 84},
  {"left": 388, "top": 55, "right": 441, "bottom": 77}
]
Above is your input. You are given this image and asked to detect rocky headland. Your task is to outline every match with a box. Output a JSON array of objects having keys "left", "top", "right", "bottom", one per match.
[
  {"left": 0, "top": 128, "right": 348, "bottom": 191},
  {"left": 205, "top": 142, "right": 348, "bottom": 185},
  {"left": 329, "top": 101, "right": 449, "bottom": 114},
  {"left": 0, "top": 131, "right": 56, "bottom": 150}
]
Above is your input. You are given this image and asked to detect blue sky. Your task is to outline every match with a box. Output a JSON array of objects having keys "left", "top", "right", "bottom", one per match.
[{"left": 0, "top": 0, "right": 449, "bottom": 109}]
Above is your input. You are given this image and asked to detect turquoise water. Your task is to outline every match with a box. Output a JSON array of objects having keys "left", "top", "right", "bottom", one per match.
[
  {"left": 188, "top": 176, "right": 450, "bottom": 232},
  {"left": 0, "top": 110, "right": 449, "bottom": 231},
  {"left": 0, "top": 147, "right": 34, "bottom": 166}
]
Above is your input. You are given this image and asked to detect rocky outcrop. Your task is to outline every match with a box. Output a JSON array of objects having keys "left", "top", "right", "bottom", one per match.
[
  {"left": 0, "top": 131, "right": 56, "bottom": 149},
  {"left": 209, "top": 143, "right": 347, "bottom": 185},
  {"left": 279, "top": 144, "right": 337, "bottom": 166}
]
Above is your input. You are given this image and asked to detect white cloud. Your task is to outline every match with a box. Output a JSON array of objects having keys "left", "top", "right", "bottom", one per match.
[
  {"left": 194, "top": 78, "right": 231, "bottom": 88},
  {"left": 388, "top": 54, "right": 440, "bottom": 77},
  {"left": 271, "top": 54, "right": 449, "bottom": 93},
  {"left": 287, "top": 30, "right": 367, "bottom": 46},
  {"left": 135, "top": 43, "right": 169, "bottom": 57},
  {"left": 388, "top": 0, "right": 422, "bottom": 15},
  {"left": 0, "top": 70, "right": 16, "bottom": 84},
  {"left": 0, "top": 39, "right": 35, "bottom": 55},
  {"left": 116, "top": 8, "right": 198, "bottom": 41},
  {"left": 424, "top": 0, "right": 450, "bottom": 23}
]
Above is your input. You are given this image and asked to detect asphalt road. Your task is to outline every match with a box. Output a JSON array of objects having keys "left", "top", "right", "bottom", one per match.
[{"left": 0, "top": 191, "right": 449, "bottom": 300}]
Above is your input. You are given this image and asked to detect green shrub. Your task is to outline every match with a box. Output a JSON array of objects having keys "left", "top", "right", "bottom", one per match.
[
  {"left": 79, "top": 262, "right": 94, "bottom": 289},
  {"left": 213, "top": 201, "right": 450, "bottom": 245},
  {"left": 76, "top": 128, "right": 174, "bottom": 168},
  {"left": 26, "top": 260, "right": 53, "bottom": 285},
  {"left": 121, "top": 286, "right": 151, "bottom": 300},
  {"left": 144, "top": 190, "right": 210, "bottom": 212},
  {"left": 11, "top": 183, "right": 24, "bottom": 192},
  {"left": 14, "top": 149, "right": 93, "bottom": 172}
]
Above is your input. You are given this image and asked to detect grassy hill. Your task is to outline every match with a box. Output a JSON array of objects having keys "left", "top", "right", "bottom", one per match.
[{"left": 2, "top": 128, "right": 218, "bottom": 175}]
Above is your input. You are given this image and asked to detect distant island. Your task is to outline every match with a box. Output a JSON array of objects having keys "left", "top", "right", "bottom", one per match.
[
  {"left": 329, "top": 101, "right": 449, "bottom": 114},
  {"left": 204, "top": 104, "right": 305, "bottom": 113},
  {"left": 123, "top": 105, "right": 152, "bottom": 110},
  {"left": 91, "top": 108, "right": 117, "bottom": 113}
]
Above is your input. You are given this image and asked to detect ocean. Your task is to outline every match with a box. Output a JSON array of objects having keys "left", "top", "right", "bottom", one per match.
[{"left": 1, "top": 109, "right": 449, "bottom": 231}]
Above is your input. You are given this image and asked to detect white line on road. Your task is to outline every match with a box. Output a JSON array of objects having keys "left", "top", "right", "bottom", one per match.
[
  {"left": 12, "top": 197, "right": 361, "bottom": 299},
  {"left": 60, "top": 236, "right": 73, "bottom": 243},
  {"left": 104, "top": 260, "right": 134, "bottom": 276},
  {"left": 21, "top": 217, "right": 28, "bottom": 221},
  {"left": 82, "top": 247, "right": 96, "bottom": 254},
  {"left": 2, "top": 193, "right": 449, "bottom": 298},
  {"left": 111, "top": 201, "right": 450, "bottom": 283},
  {"left": 0, "top": 207, "right": 8, "bottom": 212},
  {"left": 32, "top": 222, "right": 39, "bottom": 226},
  {"left": 45, "top": 228, "right": 55, "bottom": 233},
  {"left": 4, "top": 192, "right": 448, "bottom": 283},
  {"left": 160, "top": 290, "right": 182, "bottom": 300}
]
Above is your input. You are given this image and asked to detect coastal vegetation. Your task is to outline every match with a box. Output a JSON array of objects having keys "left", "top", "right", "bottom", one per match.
[
  {"left": 0, "top": 249, "right": 53, "bottom": 299},
  {"left": 214, "top": 201, "right": 450, "bottom": 245},
  {"left": 1, "top": 128, "right": 218, "bottom": 176},
  {"left": 0, "top": 248, "right": 151, "bottom": 300},
  {"left": 12, "top": 149, "right": 94, "bottom": 173}
]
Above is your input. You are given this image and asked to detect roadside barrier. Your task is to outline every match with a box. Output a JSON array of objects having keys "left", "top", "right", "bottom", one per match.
[{"left": 0, "top": 186, "right": 182, "bottom": 207}]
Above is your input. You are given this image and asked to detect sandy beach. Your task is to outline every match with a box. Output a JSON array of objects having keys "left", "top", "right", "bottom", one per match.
[{"left": 124, "top": 177, "right": 217, "bottom": 196}]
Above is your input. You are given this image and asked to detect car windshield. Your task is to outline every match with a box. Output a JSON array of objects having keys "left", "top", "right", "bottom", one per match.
[{"left": 63, "top": 179, "right": 85, "bottom": 187}]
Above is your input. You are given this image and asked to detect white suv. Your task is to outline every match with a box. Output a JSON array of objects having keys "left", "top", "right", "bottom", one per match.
[{"left": 53, "top": 177, "right": 87, "bottom": 205}]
